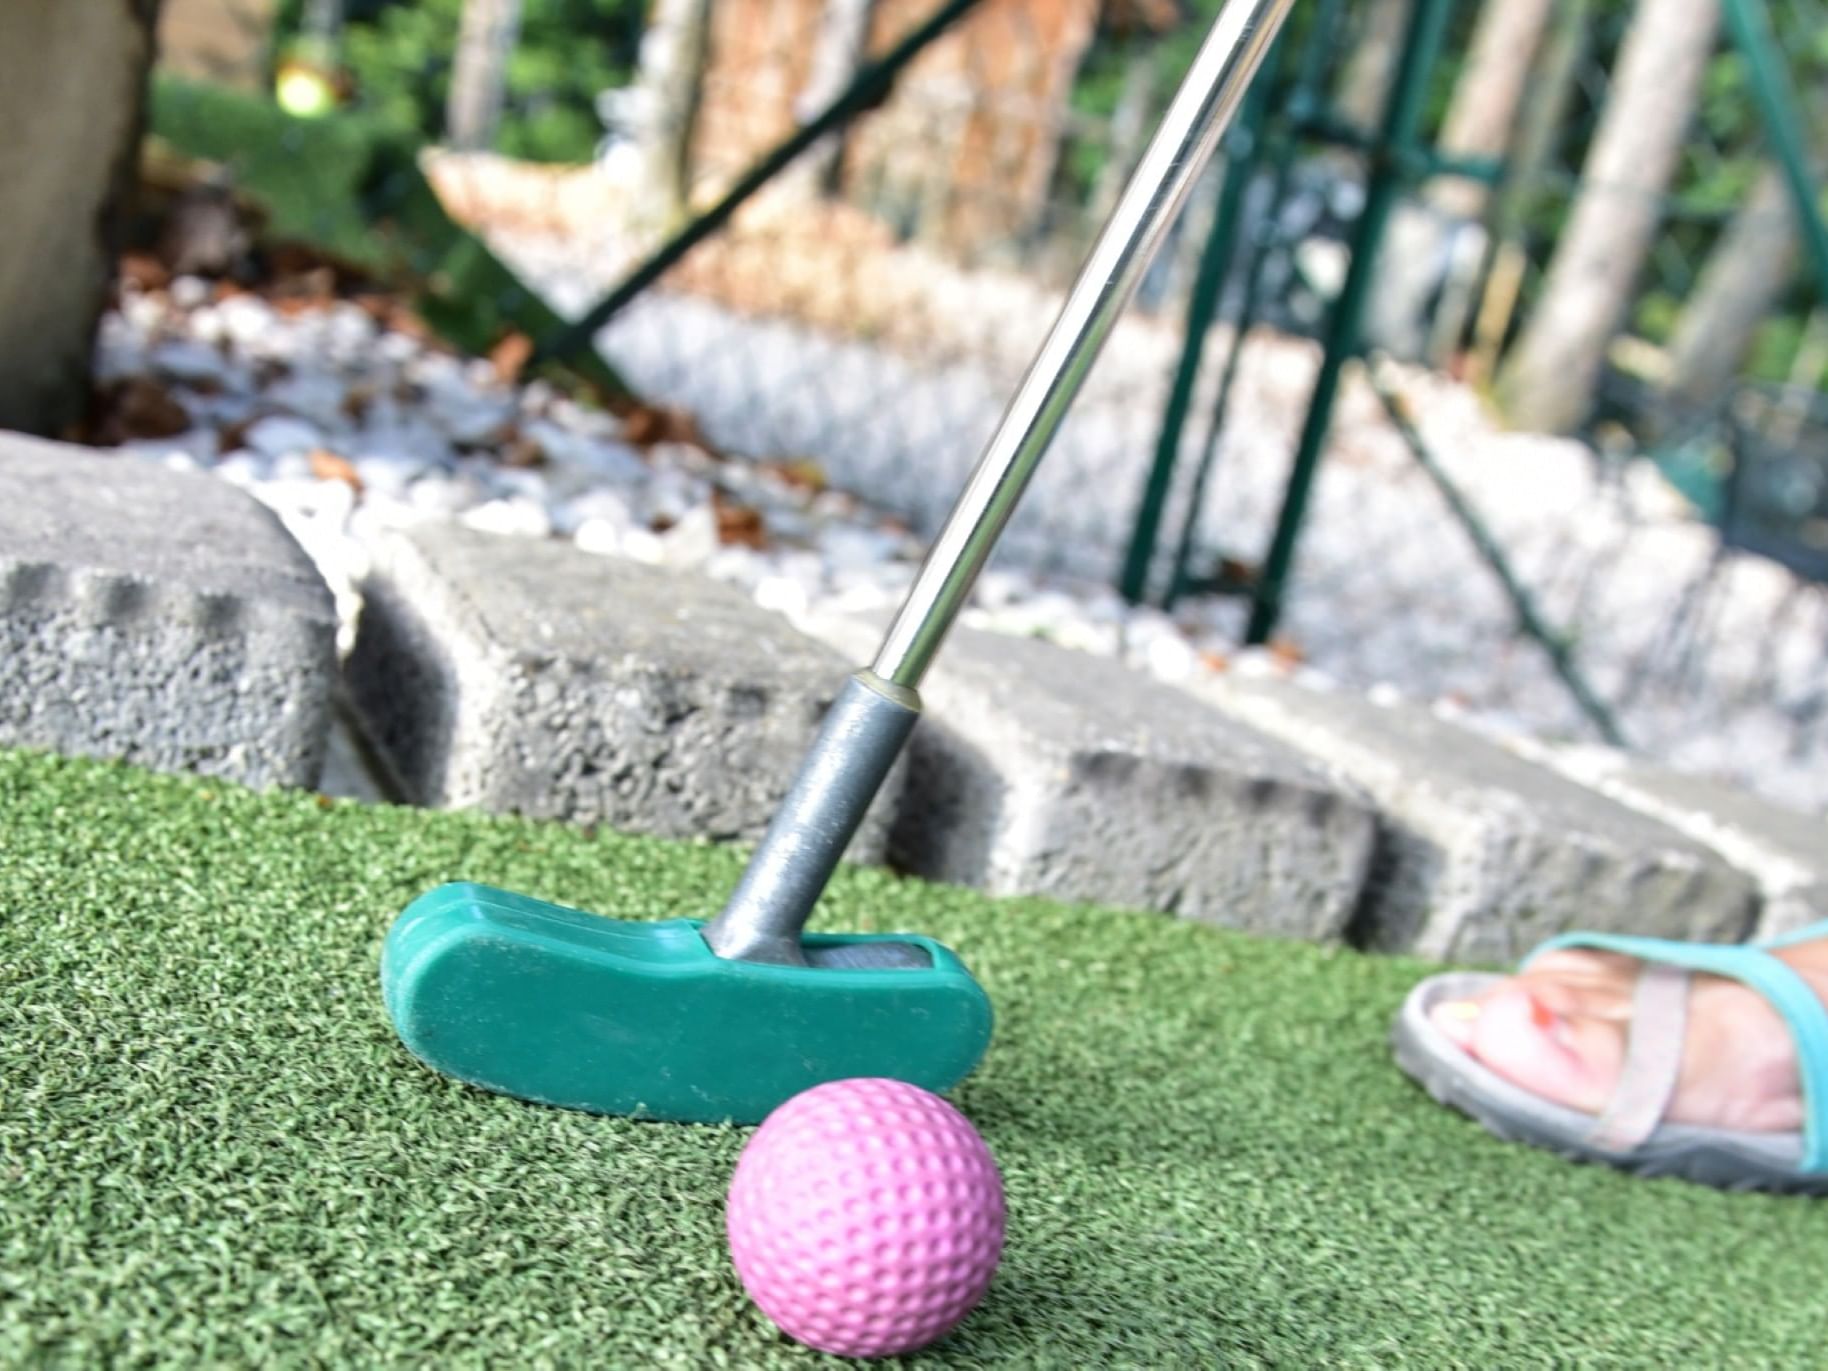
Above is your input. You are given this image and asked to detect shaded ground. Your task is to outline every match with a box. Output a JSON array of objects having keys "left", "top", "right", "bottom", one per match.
[{"left": 3, "top": 749, "right": 1822, "bottom": 1365}]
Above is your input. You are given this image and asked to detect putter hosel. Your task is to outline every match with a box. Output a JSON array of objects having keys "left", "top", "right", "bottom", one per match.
[{"left": 703, "top": 670, "right": 921, "bottom": 965}]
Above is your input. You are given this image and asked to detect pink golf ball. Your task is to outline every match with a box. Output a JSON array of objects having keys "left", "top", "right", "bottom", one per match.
[{"left": 726, "top": 1077, "right": 1006, "bottom": 1359}]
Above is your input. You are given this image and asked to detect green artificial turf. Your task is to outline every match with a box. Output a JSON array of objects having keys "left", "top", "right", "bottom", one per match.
[{"left": 3, "top": 748, "right": 1823, "bottom": 1367}]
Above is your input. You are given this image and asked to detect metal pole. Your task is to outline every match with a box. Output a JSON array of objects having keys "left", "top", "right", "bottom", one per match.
[
  {"left": 1164, "top": 0, "right": 1354, "bottom": 607},
  {"left": 1117, "top": 36, "right": 1283, "bottom": 606},
  {"left": 1243, "top": 0, "right": 1454, "bottom": 644},
  {"left": 532, "top": 0, "right": 987, "bottom": 365},
  {"left": 1720, "top": 0, "right": 1828, "bottom": 302},
  {"left": 873, "top": 0, "right": 1298, "bottom": 688},
  {"left": 1369, "top": 360, "right": 1627, "bottom": 746}
]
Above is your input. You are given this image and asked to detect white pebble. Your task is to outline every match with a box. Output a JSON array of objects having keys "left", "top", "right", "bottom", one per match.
[
  {"left": 573, "top": 516, "right": 624, "bottom": 556},
  {"left": 213, "top": 450, "right": 272, "bottom": 487},
  {"left": 353, "top": 454, "right": 423, "bottom": 497},
  {"left": 407, "top": 471, "right": 485, "bottom": 515},
  {"left": 264, "top": 372, "right": 351, "bottom": 428},
  {"left": 816, "top": 525, "right": 898, "bottom": 572},
  {"left": 1144, "top": 633, "right": 1197, "bottom": 683},
  {"left": 753, "top": 575, "right": 810, "bottom": 619},
  {"left": 169, "top": 276, "right": 211, "bottom": 309},
  {"left": 461, "top": 497, "right": 552, "bottom": 539},
  {"left": 487, "top": 466, "right": 550, "bottom": 504},
  {"left": 244, "top": 415, "right": 325, "bottom": 460},
  {"left": 658, "top": 504, "right": 720, "bottom": 568},
  {"left": 620, "top": 527, "right": 665, "bottom": 564},
  {"left": 553, "top": 487, "right": 637, "bottom": 537}
]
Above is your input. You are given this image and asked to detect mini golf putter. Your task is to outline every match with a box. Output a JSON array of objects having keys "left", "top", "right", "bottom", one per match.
[
  {"left": 380, "top": 668, "right": 994, "bottom": 1126},
  {"left": 379, "top": 0, "right": 1295, "bottom": 1125}
]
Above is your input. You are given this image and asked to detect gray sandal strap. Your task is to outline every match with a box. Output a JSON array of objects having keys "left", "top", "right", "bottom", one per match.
[{"left": 1587, "top": 963, "right": 1689, "bottom": 1153}]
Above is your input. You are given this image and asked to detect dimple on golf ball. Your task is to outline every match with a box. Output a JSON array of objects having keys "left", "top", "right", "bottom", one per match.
[{"left": 726, "top": 1077, "right": 1006, "bottom": 1359}]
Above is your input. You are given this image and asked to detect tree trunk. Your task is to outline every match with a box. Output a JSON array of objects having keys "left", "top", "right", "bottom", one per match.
[
  {"left": 783, "top": 0, "right": 879, "bottom": 197},
  {"left": 1364, "top": 0, "right": 1556, "bottom": 361},
  {"left": 1432, "top": 0, "right": 1556, "bottom": 221},
  {"left": 630, "top": 0, "right": 713, "bottom": 227},
  {"left": 445, "top": 0, "right": 524, "bottom": 152},
  {"left": 0, "top": 1, "right": 160, "bottom": 437},
  {"left": 1333, "top": 0, "right": 1410, "bottom": 133},
  {"left": 299, "top": 0, "right": 342, "bottom": 52},
  {"left": 1466, "top": 0, "right": 1593, "bottom": 383},
  {"left": 1660, "top": 160, "right": 1814, "bottom": 410},
  {"left": 1496, "top": 0, "right": 1721, "bottom": 435}
]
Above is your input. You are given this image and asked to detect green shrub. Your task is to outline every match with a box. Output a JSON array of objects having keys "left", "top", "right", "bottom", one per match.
[{"left": 278, "top": 0, "right": 644, "bottom": 163}]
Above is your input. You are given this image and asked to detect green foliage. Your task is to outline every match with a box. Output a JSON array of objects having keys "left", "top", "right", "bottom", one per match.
[
  {"left": 1057, "top": 0, "right": 1244, "bottom": 209},
  {"left": 148, "top": 75, "right": 634, "bottom": 399},
  {"left": 151, "top": 74, "right": 393, "bottom": 268},
  {"left": 278, "top": 0, "right": 643, "bottom": 163}
]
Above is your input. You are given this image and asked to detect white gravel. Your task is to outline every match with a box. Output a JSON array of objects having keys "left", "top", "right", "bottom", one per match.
[{"left": 93, "top": 265, "right": 1828, "bottom": 818}]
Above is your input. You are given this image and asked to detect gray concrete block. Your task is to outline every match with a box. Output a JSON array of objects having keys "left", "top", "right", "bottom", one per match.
[
  {"left": 345, "top": 522, "right": 899, "bottom": 856},
  {"left": 1193, "top": 676, "right": 1759, "bottom": 963},
  {"left": 1536, "top": 745, "right": 1827, "bottom": 939},
  {"left": 802, "top": 614, "right": 1380, "bottom": 939},
  {"left": 0, "top": 433, "right": 335, "bottom": 787}
]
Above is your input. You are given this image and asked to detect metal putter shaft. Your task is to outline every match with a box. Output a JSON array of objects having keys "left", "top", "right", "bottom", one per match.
[{"left": 704, "top": 0, "right": 1296, "bottom": 968}]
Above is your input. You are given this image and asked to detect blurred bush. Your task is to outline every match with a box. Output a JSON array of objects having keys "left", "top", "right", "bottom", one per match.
[{"left": 276, "top": 0, "right": 644, "bottom": 162}]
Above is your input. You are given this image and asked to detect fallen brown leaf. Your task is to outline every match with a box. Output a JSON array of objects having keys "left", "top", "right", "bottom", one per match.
[
  {"left": 341, "top": 384, "right": 375, "bottom": 424},
  {"left": 1214, "top": 556, "right": 1258, "bottom": 588},
  {"left": 713, "top": 492, "right": 769, "bottom": 550},
  {"left": 1267, "top": 637, "right": 1305, "bottom": 667},
  {"left": 119, "top": 251, "right": 171, "bottom": 294},
  {"left": 498, "top": 426, "right": 546, "bottom": 468},
  {"left": 767, "top": 457, "right": 827, "bottom": 493},
  {"left": 489, "top": 331, "right": 535, "bottom": 385},
  {"left": 621, "top": 403, "right": 704, "bottom": 449},
  {"left": 215, "top": 414, "right": 256, "bottom": 452},
  {"left": 93, "top": 376, "right": 191, "bottom": 443},
  {"left": 308, "top": 448, "right": 363, "bottom": 491}
]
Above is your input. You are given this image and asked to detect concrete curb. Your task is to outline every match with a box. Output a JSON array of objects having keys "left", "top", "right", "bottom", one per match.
[
  {"left": 1189, "top": 675, "right": 1760, "bottom": 962},
  {"left": 344, "top": 523, "right": 901, "bottom": 856},
  {"left": 801, "top": 612, "right": 1380, "bottom": 939},
  {"left": 0, "top": 435, "right": 335, "bottom": 789}
]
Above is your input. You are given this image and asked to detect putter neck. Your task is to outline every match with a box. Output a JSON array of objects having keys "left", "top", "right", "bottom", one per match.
[{"left": 702, "top": 670, "right": 920, "bottom": 965}]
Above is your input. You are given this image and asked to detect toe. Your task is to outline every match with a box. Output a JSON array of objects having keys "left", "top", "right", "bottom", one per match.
[
  {"left": 1430, "top": 997, "right": 1482, "bottom": 1050},
  {"left": 1461, "top": 983, "right": 1620, "bottom": 1117}
]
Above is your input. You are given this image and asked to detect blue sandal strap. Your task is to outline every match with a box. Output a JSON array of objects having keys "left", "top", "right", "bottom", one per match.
[
  {"left": 1759, "top": 918, "right": 1828, "bottom": 951},
  {"left": 1527, "top": 932, "right": 1828, "bottom": 1173}
]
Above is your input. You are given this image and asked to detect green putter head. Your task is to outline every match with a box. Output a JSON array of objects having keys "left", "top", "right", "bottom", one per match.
[{"left": 380, "top": 882, "right": 994, "bottom": 1125}]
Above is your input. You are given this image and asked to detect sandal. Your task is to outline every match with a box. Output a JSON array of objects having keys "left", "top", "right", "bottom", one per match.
[{"left": 1392, "top": 921, "right": 1828, "bottom": 1194}]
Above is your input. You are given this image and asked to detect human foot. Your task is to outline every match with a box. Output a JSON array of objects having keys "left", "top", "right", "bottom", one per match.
[{"left": 1430, "top": 938, "right": 1828, "bottom": 1136}]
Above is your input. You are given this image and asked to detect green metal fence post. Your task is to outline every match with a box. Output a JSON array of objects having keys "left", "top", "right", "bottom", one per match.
[
  {"left": 1720, "top": 0, "right": 1828, "bottom": 301},
  {"left": 1242, "top": 0, "right": 1454, "bottom": 644},
  {"left": 1164, "top": 0, "right": 1354, "bottom": 608},
  {"left": 1117, "top": 39, "right": 1283, "bottom": 605}
]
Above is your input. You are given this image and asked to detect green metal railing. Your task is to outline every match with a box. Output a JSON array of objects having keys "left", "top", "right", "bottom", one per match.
[{"left": 1109, "top": 0, "right": 1827, "bottom": 768}]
